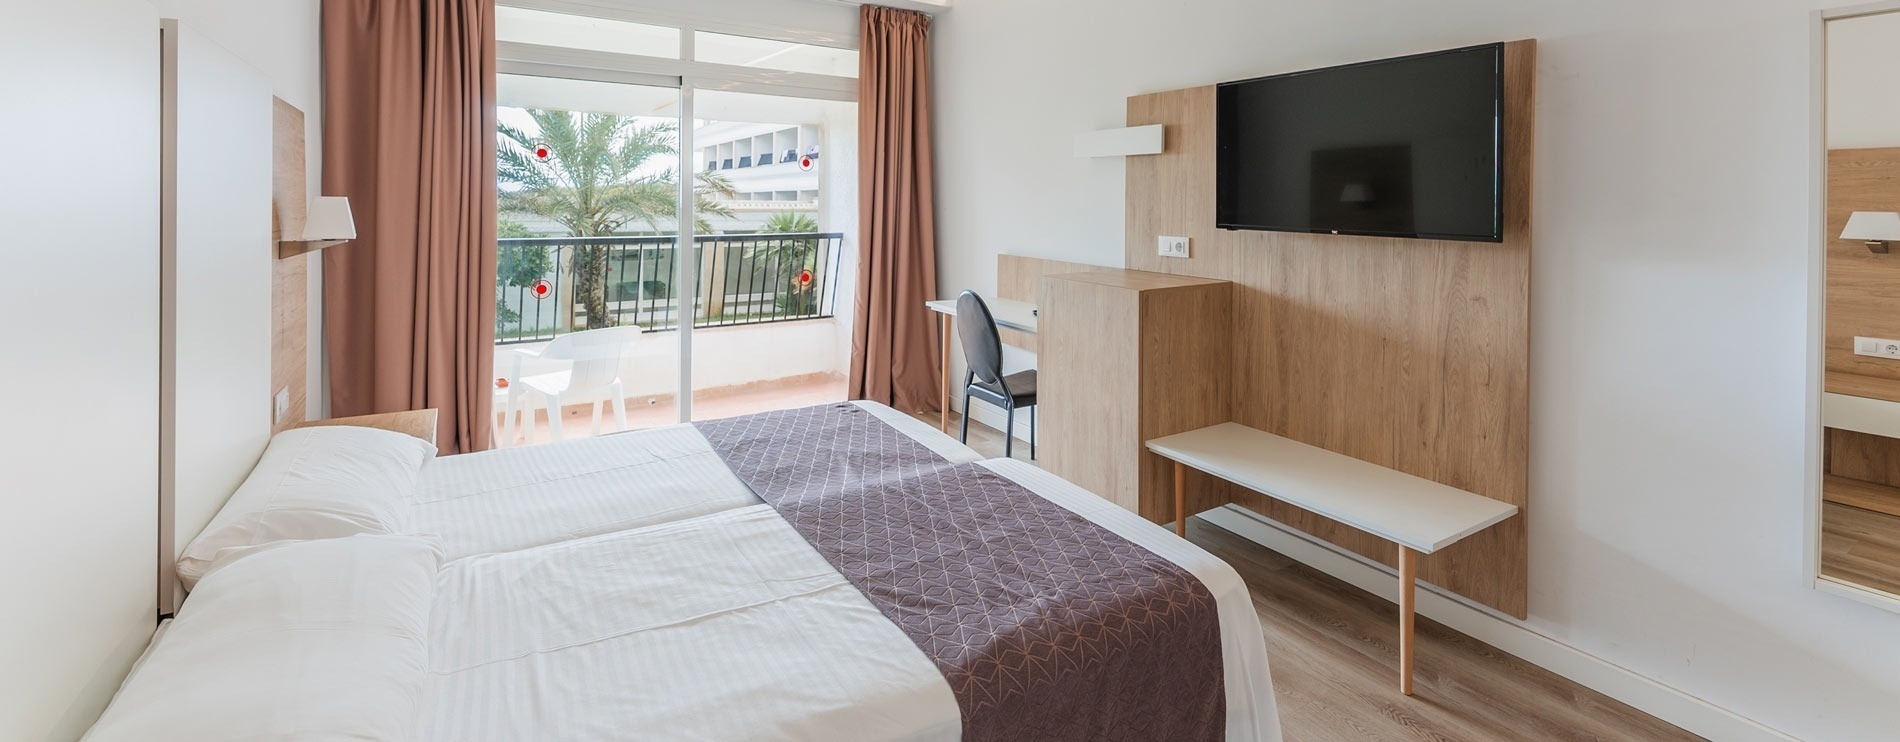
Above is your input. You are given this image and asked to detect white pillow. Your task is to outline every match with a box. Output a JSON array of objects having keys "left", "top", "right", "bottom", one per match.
[
  {"left": 85, "top": 535, "right": 440, "bottom": 742},
  {"left": 177, "top": 425, "right": 435, "bottom": 589}
]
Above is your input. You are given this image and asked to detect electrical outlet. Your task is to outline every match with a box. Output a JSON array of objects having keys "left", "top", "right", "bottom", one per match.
[
  {"left": 273, "top": 387, "right": 292, "bottom": 424},
  {"left": 1158, "top": 235, "right": 1190, "bottom": 258},
  {"left": 1855, "top": 336, "right": 1900, "bottom": 360}
]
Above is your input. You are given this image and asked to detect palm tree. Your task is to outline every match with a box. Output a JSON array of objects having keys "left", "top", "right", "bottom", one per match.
[
  {"left": 494, "top": 218, "right": 547, "bottom": 335},
  {"left": 761, "top": 211, "right": 818, "bottom": 234},
  {"left": 755, "top": 212, "right": 823, "bottom": 317},
  {"left": 497, "top": 110, "right": 737, "bottom": 329}
]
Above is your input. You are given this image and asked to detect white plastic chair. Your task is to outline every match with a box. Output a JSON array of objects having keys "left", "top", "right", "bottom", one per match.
[{"left": 512, "top": 325, "right": 643, "bottom": 443}]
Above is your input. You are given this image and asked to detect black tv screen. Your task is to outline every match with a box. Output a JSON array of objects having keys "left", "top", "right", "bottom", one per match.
[{"left": 1216, "top": 43, "right": 1504, "bottom": 242}]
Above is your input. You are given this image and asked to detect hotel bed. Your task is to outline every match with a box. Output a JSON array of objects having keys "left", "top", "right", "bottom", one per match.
[
  {"left": 90, "top": 402, "right": 1281, "bottom": 741},
  {"left": 408, "top": 401, "right": 980, "bottom": 560},
  {"left": 171, "top": 401, "right": 976, "bottom": 589}
]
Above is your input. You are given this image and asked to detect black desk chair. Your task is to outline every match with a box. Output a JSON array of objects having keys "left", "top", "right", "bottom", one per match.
[{"left": 956, "top": 290, "right": 1036, "bottom": 459}]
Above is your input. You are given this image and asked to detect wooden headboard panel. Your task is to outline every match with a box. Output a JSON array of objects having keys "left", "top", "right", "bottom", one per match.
[
  {"left": 1121, "top": 41, "right": 1535, "bottom": 617},
  {"left": 158, "top": 22, "right": 276, "bottom": 614},
  {"left": 272, "top": 98, "right": 311, "bottom": 434}
]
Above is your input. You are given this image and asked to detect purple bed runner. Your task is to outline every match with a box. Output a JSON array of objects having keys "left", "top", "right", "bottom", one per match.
[{"left": 694, "top": 403, "right": 1224, "bottom": 742}]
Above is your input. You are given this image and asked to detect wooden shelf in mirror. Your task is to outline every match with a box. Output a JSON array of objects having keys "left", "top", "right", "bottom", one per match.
[
  {"left": 1823, "top": 474, "right": 1900, "bottom": 519},
  {"left": 1826, "top": 370, "right": 1900, "bottom": 402}
]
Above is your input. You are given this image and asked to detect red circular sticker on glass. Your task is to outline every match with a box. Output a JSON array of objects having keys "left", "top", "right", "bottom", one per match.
[
  {"left": 798, "top": 156, "right": 814, "bottom": 172},
  {"left": 533, "top": 143, "right": 552, "bottom": 161},
  {"left": 531, "top": 279, "right": 552, "bottom": 300}
]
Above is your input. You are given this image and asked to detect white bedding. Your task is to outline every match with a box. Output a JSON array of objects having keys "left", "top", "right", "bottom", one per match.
[
  {"left": 411, "top": 401, "right": 979, "bottom": 560},
  {"left": 421, "top": 458, "right": 1281, "bottom": 741},
  {"left": 115, "top": 401, "right": 1277, "bottom": 741}
]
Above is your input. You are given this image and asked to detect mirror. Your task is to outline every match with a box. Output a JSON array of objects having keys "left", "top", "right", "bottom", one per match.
[{"left": 1818, "top": 9, "right": 1900, "bottom": 601}]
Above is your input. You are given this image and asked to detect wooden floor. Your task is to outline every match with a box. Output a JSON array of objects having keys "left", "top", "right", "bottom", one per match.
[
  {"left": 927, "top": 410, "right": 1701, "bottom": 742},
  {"left": 1822, "top": 501, "right": 1900, "bottom": 597}
]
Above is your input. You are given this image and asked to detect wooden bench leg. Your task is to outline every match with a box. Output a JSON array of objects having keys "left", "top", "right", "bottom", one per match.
[
  {"left": 1173, "top": 461, "right": 1187, "bottom": 537},
  {"left": 1398, "top": 546, "right": 1417, "bottom": 695},
  {"left": 939, "top": 313, "right": 952, "bottom": 433}
]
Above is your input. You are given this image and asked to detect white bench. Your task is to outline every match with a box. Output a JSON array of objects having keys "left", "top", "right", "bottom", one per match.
[{"left": 1147, "top": 422, "right": 1519, "bottom": 695}]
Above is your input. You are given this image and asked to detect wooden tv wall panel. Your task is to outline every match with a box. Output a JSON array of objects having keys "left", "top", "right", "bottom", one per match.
[{"left": 1122, "top": 41, "right": 1535, "bottom": 617}]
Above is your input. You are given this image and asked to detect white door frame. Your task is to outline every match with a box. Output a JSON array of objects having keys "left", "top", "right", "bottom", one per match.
[{"left": 495, "top": 4, "right": 858, "bottom": 422}]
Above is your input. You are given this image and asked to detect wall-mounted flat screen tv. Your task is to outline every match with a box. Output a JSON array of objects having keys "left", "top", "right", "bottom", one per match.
[{"left": 1216, "top": 43, "right": 1504, "bottom": 242}]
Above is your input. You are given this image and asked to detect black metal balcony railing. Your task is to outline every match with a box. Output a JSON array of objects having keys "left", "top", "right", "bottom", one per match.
[{"left": 496, "top": 232, "right": 843, "bottom": 345}]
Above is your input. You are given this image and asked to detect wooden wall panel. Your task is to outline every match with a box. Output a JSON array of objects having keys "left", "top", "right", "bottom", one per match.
[
  {"left": 270, "top": 98, "right": 308, "bottom": 434},
  {"left": 994, "top": 254, "right": 1108, "bottom": 350},
  {"left": 998, "top": 254, "right": 1107, "bottom": 301},
  {"left": 1136, "top": 281, "right": 1237, "bottom": 521},
  {"left": 1040, "top": 271, "right": 1234, "bottom": 520},
  {"left": 1825, "top": 148, "right": 1900, "bottom": 400},
  {"left": 1122, "top": 41, "right": 1535, "bottom": 617},
  {"left": 1041, "top": 277, "right": 1145, "bottom": 510}
]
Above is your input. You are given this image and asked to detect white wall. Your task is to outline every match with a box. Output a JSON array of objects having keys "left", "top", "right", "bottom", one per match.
[
  {"left": 933, "top": 1, "right": 1900, "bottom": 739},
  {"left": 0, "top": 1, "right": 162, "bottom": 739},
  {"left": 162, "top": 20, "right": 275, "bottom": 613},
  {"left": 1827, "top": 10, "right": 1900, "bottom": 149},
  {"left": 149, "top": 0, "right": 326, "bottom": 416}
]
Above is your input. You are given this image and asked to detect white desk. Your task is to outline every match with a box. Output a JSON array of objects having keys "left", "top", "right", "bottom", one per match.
[
  {"left": 924, "top": 296, "right": 1038, "bottom": 333},
  {"left": 925, "top": 296, "right": 1037, "bottom": 432},
  {"left": 1147, "top": 422, "right": 1518, "bottom": 695}
]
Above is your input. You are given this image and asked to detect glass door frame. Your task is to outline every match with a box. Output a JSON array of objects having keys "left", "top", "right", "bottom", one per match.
[{"left": 497, "top": 5, "right": 857, "bottom": 423}]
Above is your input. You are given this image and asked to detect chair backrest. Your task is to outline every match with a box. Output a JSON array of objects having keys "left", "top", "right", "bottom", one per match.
[
  {"left": 956, "top": 291, "right": 1006, "bottom": 387},
  {"left": 536, "top": 325, "right": 641, "bottom": 392}
]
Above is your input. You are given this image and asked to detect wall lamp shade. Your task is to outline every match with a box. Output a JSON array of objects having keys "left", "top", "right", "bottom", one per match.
[
  {"left": 1841, "top": 211, "right": 1900, "bottom": 254},
  {"left": 277, "top": 196, "right": 356, "bottom": 259},
  {"left": 304, "top": 196, "right": 356, "bottom": 241}
]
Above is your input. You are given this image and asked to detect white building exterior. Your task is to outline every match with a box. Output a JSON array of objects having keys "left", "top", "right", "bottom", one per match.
[{"left": 698, "top": 120, "right": 824, "bottom": 233}]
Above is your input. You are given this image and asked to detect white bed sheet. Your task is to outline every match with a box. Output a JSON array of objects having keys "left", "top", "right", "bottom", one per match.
[
  {"left": 421, "top": 459, "right": 1280, "bottom": 741},
  {"left": 411, "top": 401, "right": 979, "bottom": 561}
]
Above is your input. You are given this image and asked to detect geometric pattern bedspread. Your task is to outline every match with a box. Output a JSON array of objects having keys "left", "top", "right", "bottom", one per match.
[{"left": 695, "top": 403, "right": 1225, "bottom": 742}]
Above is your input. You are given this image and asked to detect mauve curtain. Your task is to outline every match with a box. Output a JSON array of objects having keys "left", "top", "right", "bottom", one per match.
[
  {"left": 849, "top": 5, "right": 941, "bottom": 412},
  {"left": 322, "top": 0, "right": 497, "bottom": 453}
]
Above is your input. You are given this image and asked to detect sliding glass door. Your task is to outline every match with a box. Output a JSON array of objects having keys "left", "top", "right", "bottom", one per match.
[
  {"left": 687, "top": 89, "right": 857, "bottom": 420},
  {"left": 494, "top": 73, "right": 687, "bottom": 443},
  {"left": 490, "top": 4, "right": 860, "bottom": 445}
]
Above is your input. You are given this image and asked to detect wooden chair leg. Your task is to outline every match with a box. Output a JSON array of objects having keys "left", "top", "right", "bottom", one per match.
[{"left": 939, "top": 314, "right": 952, "bottom": 433}]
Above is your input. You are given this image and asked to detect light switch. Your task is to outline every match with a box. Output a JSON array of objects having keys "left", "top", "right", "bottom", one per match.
[{"left": 274, "top": 387, "right": 292, "bottom": 424}]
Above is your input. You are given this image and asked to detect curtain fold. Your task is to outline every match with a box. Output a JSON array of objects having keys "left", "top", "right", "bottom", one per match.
[
  {"left": 322, "top": 0, "right": 497, "bottom": 453},
  {"left": 849, "top": 5, "right": 941, "bottom": 412}
]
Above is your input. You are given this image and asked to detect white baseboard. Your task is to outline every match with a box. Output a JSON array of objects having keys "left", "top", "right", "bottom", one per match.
[{"left": 1197, "top": 506, "right": 1795, "bottom": 742}]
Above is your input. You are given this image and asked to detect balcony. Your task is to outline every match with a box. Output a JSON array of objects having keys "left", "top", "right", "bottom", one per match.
[{"left": 495, "top": 232, "right": 851, "bottom": 443}]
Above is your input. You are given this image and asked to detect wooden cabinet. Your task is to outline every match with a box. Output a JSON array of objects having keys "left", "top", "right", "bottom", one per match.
[{"left": 1038, "top": 270, "right": 1232, "bottom": 523}]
